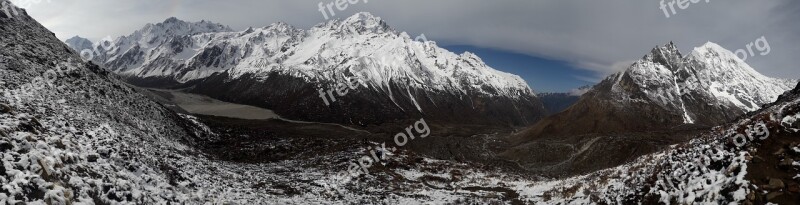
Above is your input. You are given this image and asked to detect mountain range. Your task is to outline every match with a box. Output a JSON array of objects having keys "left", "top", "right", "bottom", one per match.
[
  {"left": 63, "top": 13, "right": 799, "bottom": 179},
  {"left": 67, "top": 13, "right": 546, "bottom": 127}
]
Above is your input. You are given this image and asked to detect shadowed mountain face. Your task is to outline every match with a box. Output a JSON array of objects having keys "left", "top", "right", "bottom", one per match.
[
  {"left": 187, "top": 71, "right": 545, "bottom": 127},
  {"left": 70, "top": 13, "right": 547, "bottom": 127}
]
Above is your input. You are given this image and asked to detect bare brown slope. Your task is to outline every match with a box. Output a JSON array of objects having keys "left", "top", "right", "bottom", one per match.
[{"left": 498, "top": 75, "right": 703, "bottom": 176}]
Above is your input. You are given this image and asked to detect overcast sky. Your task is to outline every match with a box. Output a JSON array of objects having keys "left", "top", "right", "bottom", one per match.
[{"left": 16, "top": 0, "right": 799, "bottom": 87}]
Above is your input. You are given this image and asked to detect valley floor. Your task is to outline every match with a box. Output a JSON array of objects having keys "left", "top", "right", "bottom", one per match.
[
  {"left": 135, "top": 89, "right": 733, "bottom": 204},
  {"left": 138, "top": 88, "right": 565, "bottom": 203}
]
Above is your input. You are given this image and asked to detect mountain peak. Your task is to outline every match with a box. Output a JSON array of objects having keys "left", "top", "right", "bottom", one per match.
[
  {"left": 269, "top": 21, "right": 291, "bottom": 28},
  {"left": 65, "top": 35, "right": 88, "bottom": 41},
  {"left": 698, "top": 41, "right": 724, "bottom": 50},
  {"left": 691, "top": 41, "right": 740, "bottom": 60},
  {"left": 163, "top": 16, "right": 182, "bottom": 24},
  {"left": 265, "top": 22, "right": 296, "bottom": 33},
  {"left": 687, "top": 41, "right": 769, "bottom": 79},
  {"left": 345, "top": 12, "right": 381, "bottom": 23},
  {"left": 137, "top": 18, "right": 233, "bottom": 37},
  {"left": 337, "top": 12, "right": 391, "bottom": 34},
  {"left": 639, "top": 42, "right": 684, "bottom": 71},
  {"left": 153, "top": 17, "right": 232, "bottom": 32},
  {"left": 648, "top": 42, "right": 681, "bottom": 57},
  {"left": 691, "top": 41, "right": 737, "bottom": 59}
]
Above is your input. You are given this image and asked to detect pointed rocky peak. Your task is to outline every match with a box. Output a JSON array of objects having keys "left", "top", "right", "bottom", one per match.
[
  {"left": 641, "top": 42, "right": 683, "bottom": 70},
  {"left": 263, "top": 22, "right": 300, "bottom": 35},
  {"left": 604, "top": 42, "right": 690, "bottom": 104},
  {"left": 243, "top": 27, "right": 255, "bottom": 33},
  {"left": 645, "top": 41, "right": 679, "bottom": 56},
  {"left": 344, "top": 12, "right": 382, "bottom": 24},
  {"left": 666, "top": 41, "right": 678, "bottom": 50},
  {"left": 154, "top": 17, "right": 190, "bottom": 29},
  {"left": 163, "top": 17, "right": 181, "bottom": 24},
  {"left": 336, "top": 12, "right": 392, "bottom": 34},
  {"left": 65, "top": 35, "right": 91, "bottom": 44},
  {"left": 65, "top": 35, "right": 89, "bottom": 41},
  {"left": 268, "top": 22, "right": 292, "bottom": 29},
  {"left": 150, "top": 17, "right": 233, "bottom": 35}
]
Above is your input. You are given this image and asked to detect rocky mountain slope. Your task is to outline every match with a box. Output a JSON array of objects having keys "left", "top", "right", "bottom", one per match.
[
  {"left": 515, "top": 42, "right": 797, "bottom": 140},
  {"left": 0, "top": 3, "right": 217, "bottom": 203},
  {"left": 69, "top": 13, "right": 546, "bottom": 127}
]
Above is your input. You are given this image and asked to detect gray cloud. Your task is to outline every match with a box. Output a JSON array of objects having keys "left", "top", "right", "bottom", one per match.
[{"left": 18, "top": 0, "right": 799, "bottom": 80}]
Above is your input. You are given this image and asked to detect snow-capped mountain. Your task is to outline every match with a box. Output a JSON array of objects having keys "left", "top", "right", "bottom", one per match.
[
  {"left": 75, "top": 12, "right": 545, "bottom": 126},
  {"left": 515, "top": 42, "right": 797, "bottom": 139},
  {"left": 86, "top": 17, "right": 233, "bottom": 69},
  {"left": 608, "top": 42, "right": 796, "bottom": 125}
]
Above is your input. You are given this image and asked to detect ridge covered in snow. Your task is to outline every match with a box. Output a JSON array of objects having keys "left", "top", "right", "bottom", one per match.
[
  {"left": 90, "top": 12, "right": 535, "bottom": 98},
  {"left": 90, "top": 17, "right": 234, "bottom": 71}
]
